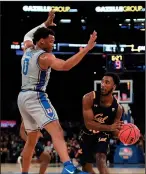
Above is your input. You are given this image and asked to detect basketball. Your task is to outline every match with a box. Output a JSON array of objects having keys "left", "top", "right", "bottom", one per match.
[{"left": 118, "top": 123, "right": 140, "bottom": 145}]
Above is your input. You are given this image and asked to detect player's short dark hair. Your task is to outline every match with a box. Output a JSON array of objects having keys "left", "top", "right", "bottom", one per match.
[
  {"left": 104, "top": 72, "right": 120, "bottom": 87},
  {"left": 33, "top": 27, "right": 55, "bottom": 43}
]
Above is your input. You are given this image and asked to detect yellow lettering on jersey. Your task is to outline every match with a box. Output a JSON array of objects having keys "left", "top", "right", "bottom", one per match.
[
  {"left": 98, "top": 138, "right": 107, "bottom": 142},
  {"left": 94, "top": 113, "right": 108, "bottom": 123}
]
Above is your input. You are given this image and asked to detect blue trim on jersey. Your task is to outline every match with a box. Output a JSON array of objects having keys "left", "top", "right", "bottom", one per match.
[
  {"left": 36, "top": 51, "right": 47, "bottom": 71},
  {"left": 38, "top": 92, "right": 55, "bottom": 119},
  {"left": 36, "top": 71, "right": 47, "bottom": 90}
]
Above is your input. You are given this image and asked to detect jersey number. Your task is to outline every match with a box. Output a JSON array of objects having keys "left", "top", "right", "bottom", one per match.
[
  {"left": 23, "top": 58, "right": 29, "bottom": 75},
  {"left": 22, "top": 52, "right": 31, "bottom": 75}
]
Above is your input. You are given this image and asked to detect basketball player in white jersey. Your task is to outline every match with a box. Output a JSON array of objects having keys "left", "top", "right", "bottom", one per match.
[{"left": 17, "top": 11, "right": 97, "bottom": 174}]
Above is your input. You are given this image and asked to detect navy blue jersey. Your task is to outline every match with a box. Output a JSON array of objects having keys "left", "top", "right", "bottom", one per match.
[{"left": 82, "top": 91, "right": 119, "bottom": 135}]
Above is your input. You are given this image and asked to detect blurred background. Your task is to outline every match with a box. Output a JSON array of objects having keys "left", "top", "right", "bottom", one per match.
[{"left": 1, "top": 0, "right": 145, "bottom": 168}]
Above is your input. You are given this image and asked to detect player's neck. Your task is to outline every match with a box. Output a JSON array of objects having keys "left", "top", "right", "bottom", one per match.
[
  {"left": 36, "top": 45, "right": 49, "bottom": 52},
  {"left": 35, "top": 45, "right": 42, "bottom": 50},
  {"left": 100, "top": 95, "right": 113, "bottom": 106}
]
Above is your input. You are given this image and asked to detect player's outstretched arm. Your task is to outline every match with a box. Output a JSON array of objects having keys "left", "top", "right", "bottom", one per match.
[
  {"left": 39, "top": 31, "right": 97, "bottom": 71},
  {"left": 23, "top": 10, "right": 56, "bottom": 51},
  {"left": 82, "top": 92, "right": 122, "bottom": 132}
]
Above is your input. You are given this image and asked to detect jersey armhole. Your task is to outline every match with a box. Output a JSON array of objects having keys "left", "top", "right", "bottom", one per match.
[{"left": 36, "top": 51, "right": 47, "bottom": 71}]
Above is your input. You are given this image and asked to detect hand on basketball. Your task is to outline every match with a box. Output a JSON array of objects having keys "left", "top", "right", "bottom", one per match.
[
  {"left": 118, "top": 123, "right": 141, "bottom": 145},
  {"left": 45, "top": 10, "right": 57, "bottom": 27},
  {"left": 110, "top": 121, "right": 123, "bottom": 131},
  {"left": 86, "top": 31, "right": 97, "bottom": 51}
]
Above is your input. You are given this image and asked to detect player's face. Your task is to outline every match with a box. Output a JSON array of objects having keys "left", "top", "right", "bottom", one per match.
[
  {"left": 100, "top": 76, "right": 116, "bottom": 96},
  {"left": 44, "top": 34, "right": 55, "bottom": 52}
]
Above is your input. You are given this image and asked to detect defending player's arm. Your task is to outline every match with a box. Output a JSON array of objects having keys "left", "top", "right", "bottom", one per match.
[
  {"left": 23, "top": 11, "right": 56, "bottom": 51},
  {"left": 83, "top": 92, "right": 122, "bottom": 132},
  {"left": 39, "top": 31, "right": 97, "bottom": 71},
  {"left": 20, "top": 122, "right": 27, "bottom": 142},
  {"left": 112, "top": 104, "right": 123, "bottom": 137}
]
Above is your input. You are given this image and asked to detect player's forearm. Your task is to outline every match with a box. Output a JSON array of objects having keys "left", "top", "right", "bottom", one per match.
[
  {"left": 83, "top": 108, "right": 112, "bottom": 131},
  {"left": 63, "top": 47, "right": 89, "bottom": 70},
  {"left": 24, "top": 23, "right": 47, "bottom": 42},
  {"left": 85, "top": 120, "right": 112, "bottom": 131}
]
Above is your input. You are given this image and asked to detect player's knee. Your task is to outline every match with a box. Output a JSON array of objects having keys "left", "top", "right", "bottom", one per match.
[
  {"left": 52, "top": 123, "right": 64, "bottom": 137},
  {"left": 53, "top": 128, "right": 64, "bottom": 140},
  {"left": 27, "top": 132, "right": 39, "bottom": 147},
  {"left": 40, "top": 151, "right": 51, "bottom": 164},
  {"left": 57, "top": 126, "right": 64, "bottom": 136},
  {"left": 96, "top": 153, "right": 107, "bottom": 168},
  {"left": 44, "top": 120, "right": 64, "bottom": 137}
]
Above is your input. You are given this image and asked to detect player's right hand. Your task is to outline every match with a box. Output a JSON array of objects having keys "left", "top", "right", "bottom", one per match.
[
  {"left": 45, "top": 10, "right": 56, "bottom": 27},
  {"left": 110, "top": 121, "right": 123, "bottom": 131},
  {"left": 86, "top": 31, "right": 97, "bottom": 51}
]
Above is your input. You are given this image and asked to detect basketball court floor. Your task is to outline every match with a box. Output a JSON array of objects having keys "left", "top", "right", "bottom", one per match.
[{"left": 1, "top": 163, "right": 145, "bottom": 174}]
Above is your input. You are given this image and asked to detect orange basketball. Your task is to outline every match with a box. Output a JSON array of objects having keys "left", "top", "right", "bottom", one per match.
[{"left": 118, "top": 123, "right": 140, "bottom": 145}]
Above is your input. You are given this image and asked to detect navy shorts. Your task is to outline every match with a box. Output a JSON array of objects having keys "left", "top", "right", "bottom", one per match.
[{"left": 78, "top": 130, "right": 110, "bottom": 165}]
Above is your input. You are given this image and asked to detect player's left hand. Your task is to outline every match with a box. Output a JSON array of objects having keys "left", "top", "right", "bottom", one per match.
[
  {"left": 113, "top": 121, "right": 124, "bottom": 138},
  {"left": 45, "top": 10, "right": 57, "bottom": 27}
]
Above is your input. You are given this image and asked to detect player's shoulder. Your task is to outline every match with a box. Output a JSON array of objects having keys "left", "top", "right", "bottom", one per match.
[
  {"left": 83, "top": 91, "right": 95, "bottom": 99},
  {"left": 83, "top": 91, "right": 95, "bottom": 107},
  {"left": 39, "top": 52, "right": 55, "bottom": 60},
  {"left": 23, "top": 47, "right": 35, "bottom": 56}
]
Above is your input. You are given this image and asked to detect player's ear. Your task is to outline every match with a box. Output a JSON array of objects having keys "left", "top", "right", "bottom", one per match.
[{"left": 40, "top": 38, "right": 44, "bottom": 44}]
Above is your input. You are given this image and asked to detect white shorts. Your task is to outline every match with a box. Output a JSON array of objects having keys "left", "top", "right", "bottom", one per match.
[{"left": 17, "top": 91, "right": 58, "bottom": 132}]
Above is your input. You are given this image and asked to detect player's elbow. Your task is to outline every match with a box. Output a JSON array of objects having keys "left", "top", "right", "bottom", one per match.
[
  {"left": 55, "top": 65, "right": 70, "bottom": 71},
  {"left": 84, "top": 121, "right": 92, "bottom": 130},
  {"left": 62, "top": 63, "right": 72, "bottom": 71},
  {"left": 62, "top": 66, "right": 71, "bottom": 71},
  {"left": 23, "top": 40, "right": 34, "bottom": 51},
  {"left": 53, "top": 61, "right": 71, "bottom": 71}
]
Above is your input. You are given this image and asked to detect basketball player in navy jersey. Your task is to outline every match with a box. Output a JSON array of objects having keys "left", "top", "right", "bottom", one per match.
[
  {"left": 17, "top": 10, "right": 97, "bottom": 174},
  {"left": 18, "top": 121, "right": 51, "bottom": 174},
  {"left": 78, "top": 73, "right": 123, "bottom": 174}
]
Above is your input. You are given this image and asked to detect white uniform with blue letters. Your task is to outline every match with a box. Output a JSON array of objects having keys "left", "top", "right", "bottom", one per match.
[{"left": 17, "top": 48, "right": 58, "bottom": 132}]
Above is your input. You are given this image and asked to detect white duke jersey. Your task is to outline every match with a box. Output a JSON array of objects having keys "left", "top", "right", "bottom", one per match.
[{"left": 21, "top": 48, "right": 51, "bottom": 92}]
